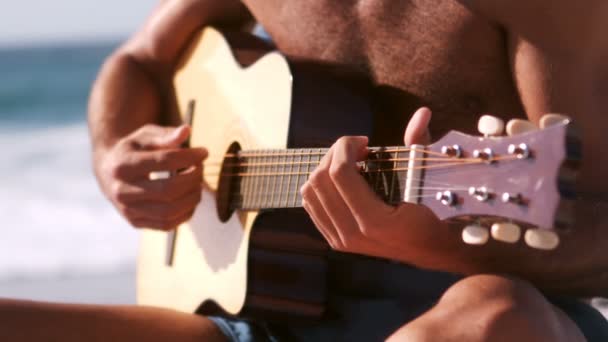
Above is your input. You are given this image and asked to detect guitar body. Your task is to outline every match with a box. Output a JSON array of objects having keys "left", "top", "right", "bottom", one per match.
[{"left": 137, "top": 28, "right": 374, "bottom": 319}]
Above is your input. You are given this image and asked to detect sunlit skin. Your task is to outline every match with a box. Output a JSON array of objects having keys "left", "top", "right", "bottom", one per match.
[{"left": 1, "top": 0, "right": 607, "bottom": 341}]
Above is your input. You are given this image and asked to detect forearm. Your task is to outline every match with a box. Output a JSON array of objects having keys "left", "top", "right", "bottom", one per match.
[
  {"left": 87, "top": 0, "right": 253, "bottom": 156},
  {"left": 87, "top": 51, "right": 165, "bottom": 154}
]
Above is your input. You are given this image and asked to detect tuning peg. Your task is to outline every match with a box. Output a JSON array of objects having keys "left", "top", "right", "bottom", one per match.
[
  {"left": 478, "top": 115, "right": 505, "bottom": 137},
  {"left": 506, "top": 119, "right": 537, "bottom": 136},
  {"left": 462, "top": 225, "right": 490, "bottom": 245},
  {"left": 540, "top": 114, "right": 570, "bottom": 129},
  {"left": 491, "top": 223, "right": 521, "bottom": 243},
  {"left": 524, "top": 229, "right": 560, "bottom": 250}
]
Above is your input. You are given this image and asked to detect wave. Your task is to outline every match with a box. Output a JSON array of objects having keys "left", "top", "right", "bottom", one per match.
[{"left": 0, "top": 122, "right": 138, "bottom": 280}]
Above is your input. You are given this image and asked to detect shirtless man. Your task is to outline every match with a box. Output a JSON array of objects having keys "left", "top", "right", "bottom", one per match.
[{"left": 1, "top": 0, "right": 608, "bottom": 341}]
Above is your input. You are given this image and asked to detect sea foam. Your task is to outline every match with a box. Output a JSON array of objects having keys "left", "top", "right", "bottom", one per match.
[{"left": 0, "top": 123, "right": 138, "bottom": 279}]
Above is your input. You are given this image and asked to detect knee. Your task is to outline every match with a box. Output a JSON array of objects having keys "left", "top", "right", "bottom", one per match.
[
  {"left": 441, "top": 274, "right": 542, "bottom": 307},
  {"left": 389, "top": 275, "right": 581, "bottom": 342},
  {"left": 437, "top": 275, "right": 564, "bottom": 341}
]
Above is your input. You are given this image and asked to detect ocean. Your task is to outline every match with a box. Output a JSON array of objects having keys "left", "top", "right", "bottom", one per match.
[{"left": 0, "top": 42, "right": 138, "bottom": 300}]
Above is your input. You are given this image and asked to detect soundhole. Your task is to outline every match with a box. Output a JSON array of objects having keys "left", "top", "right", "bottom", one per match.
[{"left": 216, "top": 142, "right": 242, "bottom": 222}]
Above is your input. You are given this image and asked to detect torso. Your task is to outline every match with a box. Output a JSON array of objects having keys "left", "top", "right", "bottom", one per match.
[{"left": 243, "top": 0, "right": 526, "bottom": 144}]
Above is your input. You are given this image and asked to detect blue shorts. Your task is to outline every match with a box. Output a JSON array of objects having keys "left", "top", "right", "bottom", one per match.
[{"left": 210, "top": 256, "right": 608, "bottom": 342}]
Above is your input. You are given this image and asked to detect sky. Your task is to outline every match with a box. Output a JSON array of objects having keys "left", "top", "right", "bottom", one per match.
[{"left": 0, "top": 0, "right": 157, "bottom": 47}]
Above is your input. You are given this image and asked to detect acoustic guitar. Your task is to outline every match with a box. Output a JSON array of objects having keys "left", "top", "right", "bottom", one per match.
[{"left": 137, "top": 27, "right": 580, "bottom": 321}]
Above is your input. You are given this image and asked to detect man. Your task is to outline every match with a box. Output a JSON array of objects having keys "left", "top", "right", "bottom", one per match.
[{"left": 2, "top": 0, "right": 608, "bottom": 341}]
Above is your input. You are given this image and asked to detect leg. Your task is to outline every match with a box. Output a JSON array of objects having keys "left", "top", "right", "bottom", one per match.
[
  {"left": 387, "top": 275, "right": 586, "bottom": 342},
  {"left": 0, "top": 298, "right": 227, "bottom": 342}
]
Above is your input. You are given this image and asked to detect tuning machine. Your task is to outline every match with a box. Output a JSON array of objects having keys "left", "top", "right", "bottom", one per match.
[
  {"left": 524, "top": 229, "right": 560, "bottom": 250},
  {"left": 462, "top": 225, "right": 489, "bottom": 245}
]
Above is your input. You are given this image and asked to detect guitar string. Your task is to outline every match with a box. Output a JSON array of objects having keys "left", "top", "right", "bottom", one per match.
[
  {"left": 201, "top": 156, "right": 482, "bottom": 169},
  {"left": 232, "top": 194, "right": 444, "bottom": 209},
  {"left": 216, "top": 177, "right": 482, "bottom": 201},
  {"left": 219, "top": 175, "right": 487, "bottom": 200},
  {"left": 215, "top": 161, "right": 512, "bottom": 204},
  {"left": 200, "top": 156, "right": 518, "bottom": 178},
  {"left": 231, "top": 176, "right": 474, "bottom": 196},
  {"left": 169, "top": 150, "right": 520, "bottom": 207},
  {"left": 206, "top": 157, "right": 517, "bottom": 205},
  {"left": 222, "top": 147, "right": 447, "bottom": 158},
  {"left": 223, "top": 187, "right": 469, "bottom": 203},
  {"left": 201, "top": 158, "right": 515, "bottom": 202}
]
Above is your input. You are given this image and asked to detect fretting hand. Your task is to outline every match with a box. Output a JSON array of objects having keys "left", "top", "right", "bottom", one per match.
[{"left": 300, "top": 107, "right": 448, "bottom": 262}]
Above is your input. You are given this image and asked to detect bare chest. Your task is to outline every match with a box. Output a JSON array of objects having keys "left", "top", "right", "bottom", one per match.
[{"left": 243, "top": 0, "right": 525, "bottom": 142}]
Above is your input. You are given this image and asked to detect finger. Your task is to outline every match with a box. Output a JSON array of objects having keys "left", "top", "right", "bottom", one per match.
[
  {"left": 127, "top": 125, "right": 192, "bottom": 150},
  {"left": 330, "top": 137, "right": 394, "bottom": 231},
  {"left": 305, "top": 149, "right": 360, "bottom": 246},
  {"left": 115, "top": 165, "right": 203, "bottom": 203},
  {"left": 117, "top": 148, "right": 207, "bottom": 180},
  {"left": 125, "top": 189, "right": 202, "bottom": 222},
  {"left": 403, "top": 107, "right": 432, "bottom": 146},
  {"left": 301, "top": 186, "right": 341, "bottom": 249}
]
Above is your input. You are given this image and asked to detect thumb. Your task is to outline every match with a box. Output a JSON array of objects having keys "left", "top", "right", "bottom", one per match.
[
  {"left": 155, "top": 125, "right": 191, "bottom": 148},
  {"left": 130, "top": 125, "right": 191, "bottom": 150},
  {"left": 404, "top": 107, "right": 432, "bottom": 146}
]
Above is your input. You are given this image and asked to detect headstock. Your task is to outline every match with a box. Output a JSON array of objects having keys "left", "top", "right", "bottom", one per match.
[{"left": 417, "top": 114, "right": 580, "bottom": 250}]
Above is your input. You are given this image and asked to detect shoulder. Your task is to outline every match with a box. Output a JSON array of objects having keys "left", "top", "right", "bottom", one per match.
[
  {"left": 457, "top": 0, "right": 607, "bottom": 54},
  {"left": 123, "top": 0, "right": 252, "bottom": 70}
]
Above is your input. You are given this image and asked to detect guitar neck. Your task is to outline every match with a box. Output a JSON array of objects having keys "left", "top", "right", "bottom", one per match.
[{"left": 227, "top": 146, "right": 413, "bottom": 211}]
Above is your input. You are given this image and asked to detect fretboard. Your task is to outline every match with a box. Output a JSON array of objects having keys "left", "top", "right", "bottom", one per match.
[{"left": 226, "top": 147, "right": 410, "bottom": 210}]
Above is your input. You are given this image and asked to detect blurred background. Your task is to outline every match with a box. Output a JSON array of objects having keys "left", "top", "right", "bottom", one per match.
[{"left": 0, "top": 0, "right": 156, "bottom": 304}]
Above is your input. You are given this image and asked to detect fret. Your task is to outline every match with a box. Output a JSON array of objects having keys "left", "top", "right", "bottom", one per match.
[
  {"left": 389, "top": 149, "right": 398, "bottom": 204},
  {"left": 240, "top": 152, "right": 251, "bottom": 209},
  {"left": 403, "top": 145, "right": 425, "bottom": 204},
  {"left": 307, "top": 148, "right": 323, "bottom": 206},
  {"left": 269, "top": 150, "right": 277, "bottom": 208},
  {"left": 283, "top": 149, "right": 293, "bottom": 208},
  {"left": 261, "top": 150, "right": 271, "bottom": 209},
  {"left": 252, "top": 152, "right": 262, "bottom": 209},
  {"left": 397, "top": 147, "right": 408, "bottom": 203},
  {"left": 292, "top": 149, "right": 302, "bottom": 207},
  {"left": 276, "top": 149, "right": 285, "bottom": 208},
  {"left": 373, "top": 151, "right": 383, "bottom": 199},
  {"left": 297, "top": 148, "right": 312, "bottom": 207},
  {"left": 258, "top": 151, "right": 267, "bottom": 209}
]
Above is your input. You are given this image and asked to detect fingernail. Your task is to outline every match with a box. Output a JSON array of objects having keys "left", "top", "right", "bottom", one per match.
[{"left": 356, "top": 136, "right": 369, "bottom": 144}]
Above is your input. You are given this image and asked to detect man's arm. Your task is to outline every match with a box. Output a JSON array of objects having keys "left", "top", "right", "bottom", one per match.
[
  {"left": 462, "top": 0, "right": 608, "bottom": 295},
  {"left": 89, "top": 0, "right": 252, "bottom": 150},
  {"left": 88, "top": 0, "right": 253, "bottom": 230}
]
